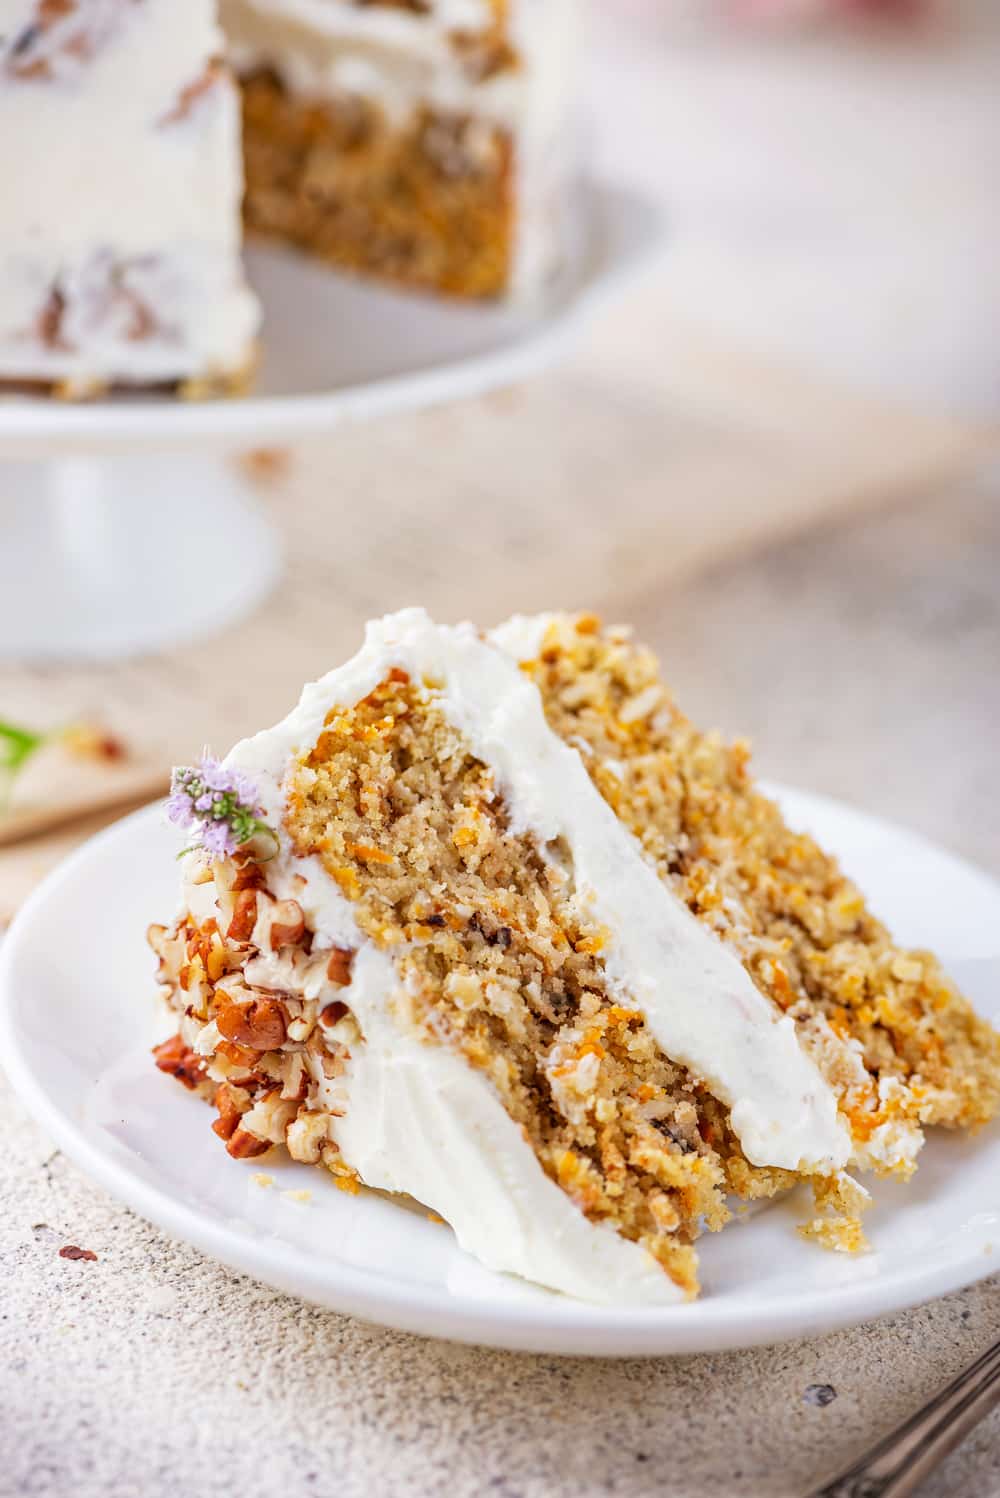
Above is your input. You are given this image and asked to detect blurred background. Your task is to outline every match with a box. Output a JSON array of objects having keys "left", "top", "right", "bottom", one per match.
[{"left": 596, "top": 0, "right": 999, "bottom": 411}]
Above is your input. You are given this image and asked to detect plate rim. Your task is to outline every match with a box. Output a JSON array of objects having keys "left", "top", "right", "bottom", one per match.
[{"left": 2, "top": 789, "right": 998, "bottom": 1357}]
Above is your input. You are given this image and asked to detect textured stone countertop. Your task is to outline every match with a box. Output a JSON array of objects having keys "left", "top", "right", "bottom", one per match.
[{"left": 3, "top": 465, "right": 999, "bottom": 1498}]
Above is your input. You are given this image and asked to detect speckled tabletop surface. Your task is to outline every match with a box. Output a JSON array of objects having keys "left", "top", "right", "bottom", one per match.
[{"left": 3, "top": 462, "right": 999, "bottom": 1498}]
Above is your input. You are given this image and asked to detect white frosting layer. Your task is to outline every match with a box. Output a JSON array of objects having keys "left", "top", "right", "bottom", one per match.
[
  {"left": 221, "top": 0, "right": 566, "bottom": 125},
  {"left": 223, "top": 0, "right": 502, "bottom": 108},
  {"left": 0, "top": 0, "right": 259, "bottom": 382},
  {"left": 219, "top": 0, "right": 580, "bottom": 295}
]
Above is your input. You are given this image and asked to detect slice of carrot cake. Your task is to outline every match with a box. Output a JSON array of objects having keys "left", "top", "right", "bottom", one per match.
[{"left": 148, "top": 609, "right": 1000, "bottom": 1303}]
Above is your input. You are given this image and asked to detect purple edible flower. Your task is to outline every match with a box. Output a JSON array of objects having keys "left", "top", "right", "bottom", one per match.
[{"left": 167, "top": 754, "right": 278, "bottom": 861}]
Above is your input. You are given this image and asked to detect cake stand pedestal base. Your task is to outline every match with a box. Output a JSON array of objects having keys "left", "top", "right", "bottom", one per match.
[{"left": 0, "top": 452, "right": 280, "bottom": 663}]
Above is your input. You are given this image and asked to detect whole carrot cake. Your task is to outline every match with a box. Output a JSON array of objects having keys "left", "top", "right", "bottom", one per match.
[{"left": 149, "top": 610, "right": 1000, "bottom": 1302}]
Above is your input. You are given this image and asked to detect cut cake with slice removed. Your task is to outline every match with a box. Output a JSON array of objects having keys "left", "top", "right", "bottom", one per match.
[
  {"left": 4, "top": 0, "right": 579, "bottom": 397},
  {"left": 148, "top": 610, "right": 1000, "bottom": 1303},
  {"left": 0, "top": 0, "right": 259, "bottom": 395}
]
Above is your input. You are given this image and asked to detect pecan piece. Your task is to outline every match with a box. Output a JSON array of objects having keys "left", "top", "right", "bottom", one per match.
[
  {"left": 226, "top": 1127, "right": 270, "bottom": 1160},
  {"left": 269, "top": 898, "right": 304, "bottom": 951},
  {"left": 280, "top": 1053, "right": 309, "bottom": 1102},
  {"left": 187, "top": 922, "right": 219, "bottom": 966},
  {"left": 211, "top": 1083, "right": 245, "bottom": 1142},
  {"left": 320, "top": 1001, "right": 348, "bottom": 1028},
  {"left": 326, "top": 947, "right": 355, "bottom": 987},
  {"left": 152, "top": 1034, "right": 206, "bottom": 1090},
  {"left": 216, "top": 994, "right": 287, "bottom": 1051},
  {"left": 215, "top": 1038, "right": 262, "bottom": 1070},
  {"left": 227, "top": 889, "right": 258, "bottom": 943}
]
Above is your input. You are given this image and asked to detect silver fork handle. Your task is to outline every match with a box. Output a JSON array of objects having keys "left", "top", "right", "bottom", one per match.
[{"left": 810, "top": 1337, "right": 1000, "bottom": 1498}]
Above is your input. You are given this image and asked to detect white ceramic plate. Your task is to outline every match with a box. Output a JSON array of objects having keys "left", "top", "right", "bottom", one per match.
[{"left": 2, "top": 787, "right": 998, "bottom": 1356}]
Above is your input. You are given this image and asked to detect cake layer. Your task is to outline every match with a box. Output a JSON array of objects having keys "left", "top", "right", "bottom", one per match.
[
  {"left": 0, "top": 0, "right": 259, "bottom": 388},
  {"left": 223, "top": 0, "right": 578, "bottom": 295},
  {"left": 239, "top": 68, "right": 515, "bottom": 297}
]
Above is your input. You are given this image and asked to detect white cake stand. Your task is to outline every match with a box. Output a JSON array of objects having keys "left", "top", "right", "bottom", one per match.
[{"left": 0, "top": 182, "right": 663, "bottom": 663}]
